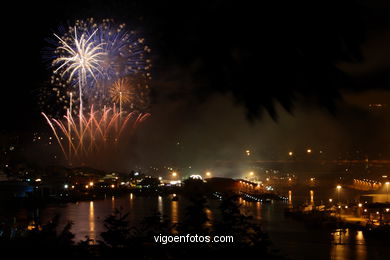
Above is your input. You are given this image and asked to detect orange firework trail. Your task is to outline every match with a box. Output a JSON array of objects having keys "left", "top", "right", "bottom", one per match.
[{"left": 42, "top": 107, "right": 150, "bottom": 164}]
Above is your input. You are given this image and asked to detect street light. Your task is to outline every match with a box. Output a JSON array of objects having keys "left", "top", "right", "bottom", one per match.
[
  {"left": 288, "top": 151, "right": 293, "bottom": 156},
  {"left": 205, "top": 171, "right": 211, "bottom": 177},
  {"left": 172, "top": 172, "right": 177, "bottom": 177}
]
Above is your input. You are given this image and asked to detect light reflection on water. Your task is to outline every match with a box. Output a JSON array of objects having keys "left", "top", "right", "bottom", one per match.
[
  {"left": 310, "top": 190, "right": 314, "bottom": 205},
  {"left": 171, "top": 200, "right": 179, "bottom": 224},
  {"left": 89, "top": 201, "right": 95, "bottom": 241},
  {"left": 255, "top": 201, "right": 261, "bottom": 220},
  {"left": 158, "top": 195, "right": 163, "bottom": 215},
  {"left": 35, "top": 194, "right": 388, "bottom": 259},
  {"left": 205, "top": 207, "right": 213, "bottom": 227},
  {"left": 111, "top": 196, "right": 115, "bottom": 210},
  {"left": 330, "top": 230, "right": 367, "bottom": 260}
]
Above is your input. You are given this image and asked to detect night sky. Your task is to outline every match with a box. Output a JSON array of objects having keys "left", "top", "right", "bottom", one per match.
[{"left": 2, "top": 0, "right": 390, "bottom": 171}]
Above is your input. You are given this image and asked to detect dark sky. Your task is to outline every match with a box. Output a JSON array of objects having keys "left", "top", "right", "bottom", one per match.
[{"left": 2, "top": 0, "right": 390, "bottom": 171}]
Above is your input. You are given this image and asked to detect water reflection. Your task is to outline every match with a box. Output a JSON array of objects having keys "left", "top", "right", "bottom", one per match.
[
  {"left": 171, "top": 198, "right": 179, "bottom": 224},
  {"left": 111, "top": 196, "right": 115, "bottom": 210},
  {"left": 255, "top": 201, "right": 261, "bottom": 220},
  {"left": 310, "top": 190, "right": 314, "bottom": 205},
  {"left": 158, "top": 196, "right": 163, "bottom": 214},
  {"left": 205, "top": 208, "right": 213, "bottom": 227},
  {"left": 331, "top": 229, "right": 367, "bottom": 260},
  {"left": 356, "top": 231, "right": 364, "bottom": 245},
  {"left": 89, "top": 201, "right": 95, "bottom": 241},
  {"left": 129, "top": 193, "right": 134, "bottom": 211},
  {"left": 33, "top": 195, "right": 385, "bottom": 260}
]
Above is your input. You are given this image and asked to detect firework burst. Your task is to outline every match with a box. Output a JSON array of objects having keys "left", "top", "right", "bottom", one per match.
[
  {"left": 42, "top": 18, "right": 152, "bottom": 166},
  {"left": 47, "top": 18, "right": 152, "bottom": 112},
  {"left": 53, "top": 27, "right": 105, "bottom": 110},
  {"left": 110, "top": 77, "right": 134, "bottom": 105}
]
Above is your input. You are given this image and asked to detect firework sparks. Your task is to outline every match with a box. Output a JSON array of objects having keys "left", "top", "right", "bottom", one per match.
[
  {"left": 110, "top": 77, "right": 133, "bottom": 105},
  {"left": 43, "top": 18, "right": 152, "bottom": 165},
  {"left": 47, "top": 18, "right": 152, "bottom": 112},
  {"left": 42, "top": 107, "right": 150, "bottom": 164},
  {"left": 53, "top": 27, "right": 105, "bottom": 109}
]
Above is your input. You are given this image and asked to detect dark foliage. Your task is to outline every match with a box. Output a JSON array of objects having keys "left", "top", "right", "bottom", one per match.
[{"left": 137, "top": 0, "right": 367, "bottom": 119}]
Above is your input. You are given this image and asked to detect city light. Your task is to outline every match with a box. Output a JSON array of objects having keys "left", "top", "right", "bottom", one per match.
[
  {"left": 307, "top": 149, "right": 312, "bottom": 153},
  {"left": 89, "top": 182, "right": 94, "bottom": 187},
  {"left": 206, "top": 171, "right": 211, "bottom": 177},
  {"left": 64, "top": 184, "right": 69, "bottom": 189},
  {"left": 189, "top": 175, "right": 202, "bottom": 180},
  {"left": 288, "top": 151, "right": 293, "bottom": 156},
  {"left": 172, "top": 172, "right": 177, "bottom": 177}
]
